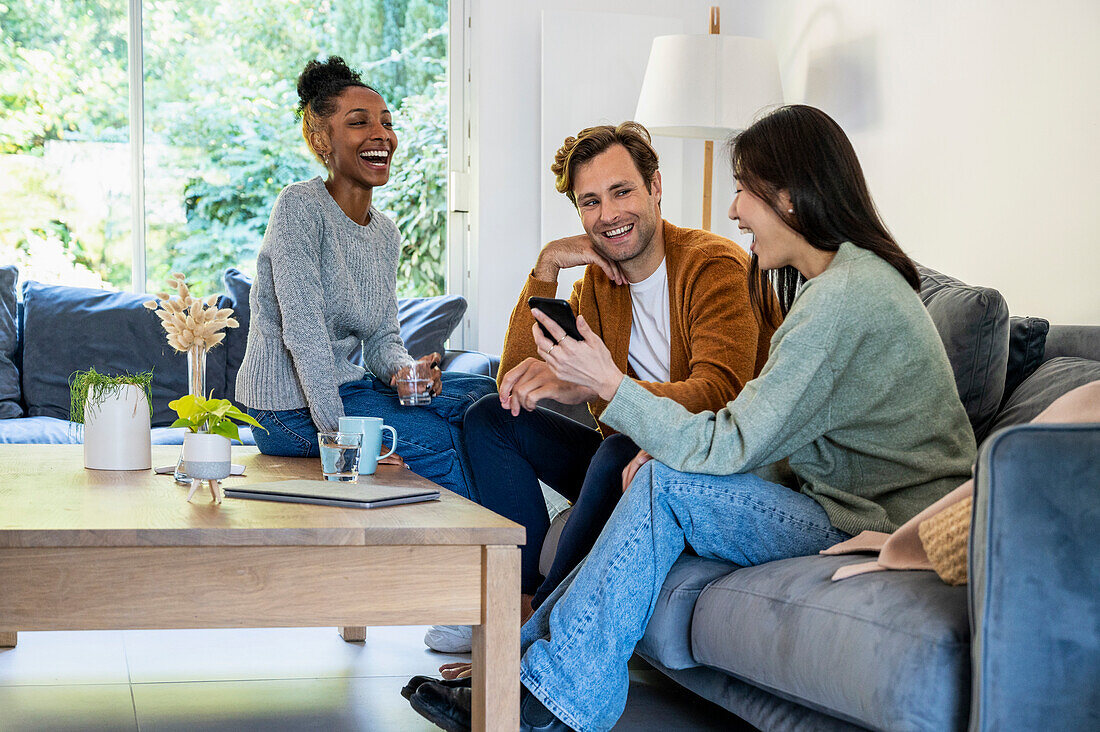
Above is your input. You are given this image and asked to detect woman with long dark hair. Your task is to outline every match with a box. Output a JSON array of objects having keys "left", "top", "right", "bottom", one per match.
[
  {"left": 405, "top": 105, "right": 976, "bottom": 731},
  {"left": 235, "top": 57, "right": 494, "bottom": 498}
]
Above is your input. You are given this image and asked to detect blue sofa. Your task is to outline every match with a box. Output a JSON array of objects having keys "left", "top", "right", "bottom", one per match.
[
  {"left": 0, "top": 266, "right": 497, "bottom": 445},
  {"left": 620, "top": 269, "right": 1100, "bottom": 731}
]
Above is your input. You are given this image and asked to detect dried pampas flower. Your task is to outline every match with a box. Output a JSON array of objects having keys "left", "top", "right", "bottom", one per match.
[{"left": 144, "top": 274, "right": 239, "bottom": 352}]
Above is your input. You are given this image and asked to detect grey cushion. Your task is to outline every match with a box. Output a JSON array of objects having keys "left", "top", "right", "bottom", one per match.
[
  {"left": 988, "top": 356, "right": 1100, "bottom": 435},
  {"left": 1002, "top": 316, "right": 1049, "bottom": 406},
  {"left": 0, "top": 266, "right": 21, "bottom": 418},
  {"left": 1044, "top": 324, "right": 1100, "bottom": 362},
  {"left": 918, "top": 265, "right": 1010, "bottom": 442},
  {"left": 637, "top": 660, "right": 867, "bottom": 732},
  {"left": 20, "top": 281, "right": 230, "bottom": 427},
  {"left": 690, "top": 554, "right": 970, "bottom": 731},
  {"left": 636, "top": 553, "right": 738, "bottom": 671}
]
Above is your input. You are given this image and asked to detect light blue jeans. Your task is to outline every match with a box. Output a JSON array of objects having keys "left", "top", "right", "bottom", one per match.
[{"left": 518, "top": 461, "right": 851, "bottom": 732}]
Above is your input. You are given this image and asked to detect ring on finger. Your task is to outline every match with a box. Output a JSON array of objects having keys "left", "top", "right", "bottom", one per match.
[{"left": 547, "top": 344, "right": 557, "bottom": 355}]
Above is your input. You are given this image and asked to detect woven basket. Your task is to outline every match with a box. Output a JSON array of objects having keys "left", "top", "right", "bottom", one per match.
[{"left": 918, "top": 495, "right": 972, "bottom": 586}]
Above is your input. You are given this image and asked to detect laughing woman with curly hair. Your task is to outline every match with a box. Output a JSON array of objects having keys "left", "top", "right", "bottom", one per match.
[{"left": 235, "top": 56, "right": 494, "bottom": 499}]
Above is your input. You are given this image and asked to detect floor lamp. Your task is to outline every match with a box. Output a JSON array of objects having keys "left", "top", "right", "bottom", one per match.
[{"left": 634, "top": 8, "right": 782, "bottom": 231}]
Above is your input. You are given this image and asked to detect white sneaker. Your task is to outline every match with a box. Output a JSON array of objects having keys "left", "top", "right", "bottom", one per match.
[{"left": 424, "top": 624, "right": 473, "bottom": 653}]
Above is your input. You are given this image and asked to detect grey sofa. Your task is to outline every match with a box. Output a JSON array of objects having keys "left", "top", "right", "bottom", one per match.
[
  {"left": 0, "top": 265, "right": 497, "bottom": 445},
  {"left": 538, "top": 268, "right": 1100, "bottom": 730}
]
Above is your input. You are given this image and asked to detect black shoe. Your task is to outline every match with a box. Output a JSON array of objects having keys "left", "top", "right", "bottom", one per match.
[
  {"left": 409, "top": 681, "right": 472, "bottom": 732},
  {"left": 400, "top": 674, "right": 472, "bottom": 701},
  {"left": 408, "top": 680, "right": 574, "bottom": 732}
]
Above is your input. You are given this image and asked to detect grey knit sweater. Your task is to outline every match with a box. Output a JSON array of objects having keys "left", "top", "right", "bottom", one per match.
[
  {"left": 601, "top": 242, "right": 976, "bottom": 536},
  {"left": 235, "top": 177, "right": 410, "bottom": 431}
]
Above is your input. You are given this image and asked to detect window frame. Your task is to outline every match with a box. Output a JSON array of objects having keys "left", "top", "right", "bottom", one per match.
[{"left": 119, "top": 0, "right": 468, "bottom": 306}]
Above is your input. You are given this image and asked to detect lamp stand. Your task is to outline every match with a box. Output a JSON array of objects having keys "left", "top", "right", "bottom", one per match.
[{"left": 701, "top": 7, "right": 720, "bottom": 231}]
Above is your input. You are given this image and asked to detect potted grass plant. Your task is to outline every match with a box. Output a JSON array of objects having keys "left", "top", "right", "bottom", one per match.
[
  {"left": 170, "top": 394, "right": 265, "bottom": 503},
  {"left": 70, "top": 368, "right": 154, "bottom": 471}
]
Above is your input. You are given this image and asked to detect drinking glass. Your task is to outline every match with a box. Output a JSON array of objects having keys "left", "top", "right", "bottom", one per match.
[
  {"left": 396, "top": 361, "right": 433, "bottom": 406},
  {"left": 318, "top": 431, "right": 362, "bottom": 482}
]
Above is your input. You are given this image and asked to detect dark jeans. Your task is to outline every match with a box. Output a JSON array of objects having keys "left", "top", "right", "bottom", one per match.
[
  {"left": 247, "top": 371, "right": 497, "bottom": 501},
  {"left": 463, "top": 394, "right": 639, "bottom": 600}
]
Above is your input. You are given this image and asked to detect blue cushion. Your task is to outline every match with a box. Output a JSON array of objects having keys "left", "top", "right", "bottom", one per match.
[
  {"left": 222, "top": 267, "right": 253, "bottom": 400},
  {"left": 0, "top": 417, "right": 254, "bottom": 445},
  {"left": 0, "top": 266, "right": 21, "bottom": 418},
  {"left": 971, "top": 424, "right": 1100, "bottom": 731},
  {"left": 0, "top": 416, "right": 81, "bottom": 443},
  {"left": 397, "top": 294, "right": 467, "bottom": 358},
  {"left": 917, "top": 265, "right": 1010, "bottom": 442},
  {"left": 690, "top": 554, "right": 970, "bottom": 731},
  {"left": 20, "top": 281, "right": 230, "bottom": 427},
  {"left": 636, "top": 553, "right": 739, "bottom": 671}
]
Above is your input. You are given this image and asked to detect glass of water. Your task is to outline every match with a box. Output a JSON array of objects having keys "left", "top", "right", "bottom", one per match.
[
  {"left": 396, "top": 361, "right": 433, "bottom": 406},
  {"left": 318, "top": 431, "right": 363, "bottom": 482}
]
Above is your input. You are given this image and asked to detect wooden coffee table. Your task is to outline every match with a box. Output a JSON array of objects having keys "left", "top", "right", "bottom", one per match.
[{"left": 0, "top": 445, "right": 524, "bottom": 730}]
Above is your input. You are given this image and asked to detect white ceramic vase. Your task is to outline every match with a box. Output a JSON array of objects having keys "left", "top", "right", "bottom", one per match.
[
  {"left": 182, "top": 432, "right": 232, "bottom": 480},
  {"left": 83, "top": 384, "right": 152, "bottom": 471}
]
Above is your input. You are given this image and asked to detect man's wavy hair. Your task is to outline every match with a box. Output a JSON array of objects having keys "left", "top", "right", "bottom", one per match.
[{"left": 551, "top": 122, "right": 660, "bottom": 207}]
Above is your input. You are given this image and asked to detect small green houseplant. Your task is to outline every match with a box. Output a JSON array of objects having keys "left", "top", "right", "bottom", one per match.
[
  {"left": 169, "top": 393, "right": 264, "bottom": 442},
  {"left": 70, "top": 368, "right": 154, "bottom": 471},
  {"left": 170, "top": 394, "right": 264, "bottom": 504}
]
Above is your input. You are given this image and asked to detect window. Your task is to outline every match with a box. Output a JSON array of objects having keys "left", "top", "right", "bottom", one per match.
[{"left": 1, "top": 0, "right": 451, "bottom": 298}]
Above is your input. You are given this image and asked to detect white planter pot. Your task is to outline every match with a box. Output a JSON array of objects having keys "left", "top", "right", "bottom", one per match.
[
  {"left": 182, "top": 433, "right": 232, "bottom": 480},
  {"left": 83, "top": 385, "right": 152, "bottom": 471}
]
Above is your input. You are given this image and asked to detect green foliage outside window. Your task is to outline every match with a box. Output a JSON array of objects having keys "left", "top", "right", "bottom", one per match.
[{"left": 0, "top": 0, "right": 449, "bottom": 298}]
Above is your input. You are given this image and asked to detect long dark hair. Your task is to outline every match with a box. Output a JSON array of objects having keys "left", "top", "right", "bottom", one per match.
[{"left": 729, "top": 105, "right": 920, "bottom": 327}]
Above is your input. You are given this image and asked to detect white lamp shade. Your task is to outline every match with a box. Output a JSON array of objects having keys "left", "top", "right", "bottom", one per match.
[{"left": 635, "top": 35, "right": 783, "bottom": 140}]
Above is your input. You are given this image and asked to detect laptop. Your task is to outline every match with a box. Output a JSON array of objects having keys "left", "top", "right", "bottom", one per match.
[{"left": 224, "top": 479, "right": 440, "bottom": 509}]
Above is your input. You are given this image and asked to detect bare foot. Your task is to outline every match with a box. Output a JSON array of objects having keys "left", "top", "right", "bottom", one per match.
[
  {"left": 439, "top": 662, "right": 472, "bottom": 680},
  {"left": 437, "top": 594, "right": 537, "bottom": 679}
]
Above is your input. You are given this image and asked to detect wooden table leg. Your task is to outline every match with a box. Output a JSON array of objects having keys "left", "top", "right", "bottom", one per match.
[
  {"left": 472, "top": 545, "right": 520, "bottom": 732},
  {"left": 0, "top": 632, "right": 16, "bottom": 648},
  {"left": 339, "top": 626, "right": 366, "bottom": 642}
]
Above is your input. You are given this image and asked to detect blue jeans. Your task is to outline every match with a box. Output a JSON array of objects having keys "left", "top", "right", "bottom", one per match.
[
  {"left": 463, "top": 395, "right": 637, "bottom": 597},
  {"left": 518, "top": 462, "right": 851, "bottom": 732},
  {"left": 247, "top": 372, "right": 496, "bottom": 500}
]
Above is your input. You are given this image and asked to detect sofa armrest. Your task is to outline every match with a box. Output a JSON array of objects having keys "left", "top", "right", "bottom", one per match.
[
  {"left": 440, "top": 349, "right": 499, "bottom": 378},
  {"left": 970, "top": 423, "right": 1100, "bottom": 731}
]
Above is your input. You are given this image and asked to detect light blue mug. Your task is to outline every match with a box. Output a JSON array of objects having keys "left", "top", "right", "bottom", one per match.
[{"left": 338, "top": 416, "right": 397, "bottom": 475}]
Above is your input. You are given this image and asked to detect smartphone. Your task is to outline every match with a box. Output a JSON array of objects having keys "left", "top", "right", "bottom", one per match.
[{"left": 527, "top": 297, "right": 583, "bottom": 341}]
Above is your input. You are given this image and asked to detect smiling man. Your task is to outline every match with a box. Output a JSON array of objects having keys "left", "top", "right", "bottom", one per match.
[{"left": 422, "top": 121, "right": 775, "bottom": 657}]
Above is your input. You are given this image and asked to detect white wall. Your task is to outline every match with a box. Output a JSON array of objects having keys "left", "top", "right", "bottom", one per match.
[
  {"left": 469, "top": 0, "right": 727, "bottom": 354},
  {"left": 469, "top": 0, "right": 1100, "bottom": 354},
  {"left": 721, "top": 0, "right": 1100, "bottom": 325}
]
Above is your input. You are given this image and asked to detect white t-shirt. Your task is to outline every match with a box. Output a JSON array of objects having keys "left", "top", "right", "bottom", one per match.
[{"left": 627, "top": 259, "right": 671, "bottom": 383}]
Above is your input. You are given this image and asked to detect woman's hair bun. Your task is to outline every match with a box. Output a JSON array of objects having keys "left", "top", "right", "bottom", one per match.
[{"left": 296, "top": 56, "right": 367, "bottom": 117}]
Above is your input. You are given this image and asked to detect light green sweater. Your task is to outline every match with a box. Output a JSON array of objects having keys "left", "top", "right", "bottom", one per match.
[{"left": 600, "top": 242, "right": 976, "bottom": 535}]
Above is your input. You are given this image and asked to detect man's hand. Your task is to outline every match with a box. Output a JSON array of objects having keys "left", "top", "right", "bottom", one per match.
[
  {"left": 499, "top": 358, "right": 598, "bottom": 416},
  {"left": 621, "top": 449, "right": 653, "bottom": 493},
  {"left": 533, "top": 234, "right": 626, "bottom": 286}
]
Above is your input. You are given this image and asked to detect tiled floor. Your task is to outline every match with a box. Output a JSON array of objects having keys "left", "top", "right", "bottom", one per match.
[{"left": 0, "top": 626, "right": 751, "bottom": 730}]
